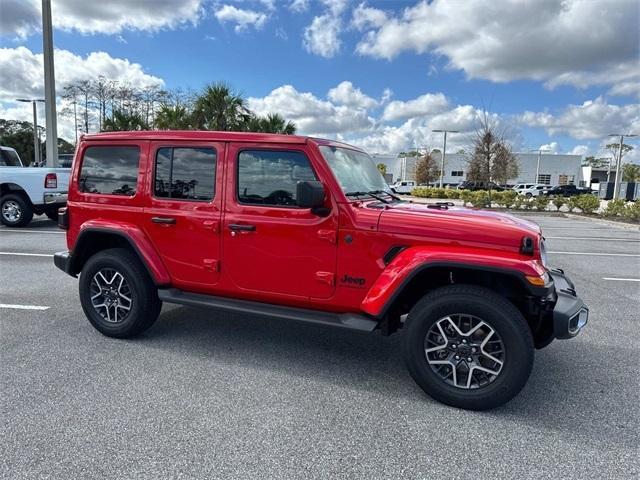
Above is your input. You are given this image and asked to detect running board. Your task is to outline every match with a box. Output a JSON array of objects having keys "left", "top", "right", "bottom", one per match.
[{"left": 158, "top": 288, "right": 379, "bottom": 333}]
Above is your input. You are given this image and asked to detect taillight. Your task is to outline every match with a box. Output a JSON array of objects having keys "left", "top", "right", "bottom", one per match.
[{"left": 45, "top": 173, "right": 57, "bottom": 188}]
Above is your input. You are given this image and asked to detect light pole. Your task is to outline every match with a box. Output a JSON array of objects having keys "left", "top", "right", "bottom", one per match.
[
  {"left": 530, "top": 148, "right": 550, "bottom": 184},
  {"left": 608, "top": 133, "right": 638, "bottom": 200},
  {"left": 16, "top": 98, "right": 45, "bottom": 166},
  {"left": 433, "top": 129, "right": 459, "bottom": 188},
  {"left": 42, "top": 0, "right": 58, "bottom": 167}
]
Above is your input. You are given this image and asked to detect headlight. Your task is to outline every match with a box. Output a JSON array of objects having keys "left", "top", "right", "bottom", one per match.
[{"left": 540, "top": 238, "right": 548, "bottom": 268}]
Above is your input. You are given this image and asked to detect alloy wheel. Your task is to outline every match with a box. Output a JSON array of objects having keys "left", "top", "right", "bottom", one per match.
[
  {"left": 89, "top": 268, "right": 133, "bottom": 323},
  {"left": 2, "top": 200, "right": 22, "bottom": 223},
  {"left": 424, "top": 314, "right": 505, "bottom": 389}
]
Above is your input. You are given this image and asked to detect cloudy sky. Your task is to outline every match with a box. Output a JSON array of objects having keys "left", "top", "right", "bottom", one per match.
[{"left": 0, "top": 0, "right": 638, "bottom": 160}]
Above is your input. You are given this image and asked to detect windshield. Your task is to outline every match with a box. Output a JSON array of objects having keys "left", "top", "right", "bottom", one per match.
[
  {"left": 0, "top": 149, "right": 22, "bottom": 167},
  {"left": 319, "top": 145, "right": 391, "bottom": 196}
]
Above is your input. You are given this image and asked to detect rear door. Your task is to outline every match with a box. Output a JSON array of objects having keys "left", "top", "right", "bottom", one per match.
[
  {"left": 143, "top": 141, "right": 224, "bottom": 292},
  {"left": 221, "top": 143, "right": 338, "bottom": 301}
]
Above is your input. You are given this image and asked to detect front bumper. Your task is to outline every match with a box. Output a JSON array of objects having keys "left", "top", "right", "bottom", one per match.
[
  {"left": 44, "top": 192, "right": 68, "bottom": 205},
  {"left": 549, "top": 269, "right": 588, "bottom": 339},
  {"left": 54, "top": 250, "right": 76, "bottom": 277}
]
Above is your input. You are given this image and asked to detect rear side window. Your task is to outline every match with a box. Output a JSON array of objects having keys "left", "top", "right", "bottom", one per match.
[
  {"left": 79, "top": 146, "right": 140, "bottom": 196},
  {"left": 0, "top": 149, "right": 21, "bottom": 166},
  {"left": 155, "top": 147, "right": 217, "bottom": 201},
  {"left": 237, "top": 150, "right": 316, "bottom": 206}
]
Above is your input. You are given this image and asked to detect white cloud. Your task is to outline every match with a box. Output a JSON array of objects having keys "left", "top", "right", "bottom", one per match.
[
  {"left": 321, "top": 0, "right": 348, "bottom": 16},
  {"left": 538, "top": 142, "right": 560, "bottom": 154},
  {"left": 568, "top": 145, "right": 589, "bottom": 156},
  {"left": 327, "top": 81, "right": 378, "bottom": 109},
  {"left": 0, "top": 0, "right": 203, "bottom": 37},
  {"left": 214, "top": 5, "right": 268, "bottom": 33},
  {"left": 289, "top": 0, "right": 309, "bottom": 13},
  {"left": 247, "top": 84, "right": 374, "bottom": 136},
  {"left": 355, "top": 0, "right": 639, "bottom": 97},
  {"left": 351, "top": 3, "right": 387, "bottom": 31},
  {"left": 0, "top": 46, "right": 164, "bottom": 101},
  {"left": 382, "top": 93, "right": 450, "bottom": 121},
  {"left": 303, "top": 14, "right": 341, "bottom": 58},
  {"left": 520, "top": 97, "right": 640, "bottom": 140}
]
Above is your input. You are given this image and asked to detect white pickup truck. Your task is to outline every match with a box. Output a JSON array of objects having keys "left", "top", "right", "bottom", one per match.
[{"left": 0, "top": 146, "right": 71, "bottom": 227}]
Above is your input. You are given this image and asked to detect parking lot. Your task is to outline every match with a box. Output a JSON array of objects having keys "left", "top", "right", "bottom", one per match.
[{"left": 1, "top": 214, "right": 638, "bottom": 480}]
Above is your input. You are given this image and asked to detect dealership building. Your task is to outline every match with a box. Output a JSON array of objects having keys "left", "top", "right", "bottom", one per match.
[{"left": 372, "top": 152, "right": 583, "bottom": 186}]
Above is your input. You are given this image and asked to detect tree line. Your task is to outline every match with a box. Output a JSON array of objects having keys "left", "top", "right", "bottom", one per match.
[{"left": 61, "top": 77, "right": 296, "bottom": 135}]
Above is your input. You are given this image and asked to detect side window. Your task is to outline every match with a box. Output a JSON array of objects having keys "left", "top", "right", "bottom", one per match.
[
  {"left": 154, "top": 147, "right": 216, "bottom": 201},
  {"left": 79, "top": 146, "right": 139, "bottom": 195},
  {"left": 237, "top": 150, "right": 317, "bottom": 206}
]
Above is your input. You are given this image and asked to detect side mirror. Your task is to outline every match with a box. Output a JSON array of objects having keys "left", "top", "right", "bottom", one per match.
[{"left": 296, "top": 180, "right": 325, "bottom": 208}]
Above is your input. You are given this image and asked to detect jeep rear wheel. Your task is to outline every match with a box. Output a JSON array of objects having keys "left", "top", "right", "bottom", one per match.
[
  {"left": 402, "top": 285, "right": 534, "bottom": 410},
  {"left": 79, "top": 248, "right": 161, "bottom": 338}
]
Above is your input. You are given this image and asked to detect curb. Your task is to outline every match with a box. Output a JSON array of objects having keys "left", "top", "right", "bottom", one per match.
[{"left": 561, "top": 213, "right": 640, "bottom": 231}]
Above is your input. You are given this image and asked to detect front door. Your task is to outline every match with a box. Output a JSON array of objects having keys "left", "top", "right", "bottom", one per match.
[
  {"left": 144, "top": 141, "right": 224, "bottom": 292},
  {"left": 222, "top": 144, "right": 338, "bottom": 301}
]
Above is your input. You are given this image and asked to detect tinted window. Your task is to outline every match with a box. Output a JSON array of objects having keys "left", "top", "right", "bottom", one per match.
[
  {"left": 238, "top": 150, "right": 316, "bottom": 206},
  {"left": 155, "top": 147, "right": 216, "bottom": 201},
  {"left": 0, "top": 149, "right": 22, "bottom": 166},
  {"left": 79, "top": 146, "right": 139, "bottom": 195}
]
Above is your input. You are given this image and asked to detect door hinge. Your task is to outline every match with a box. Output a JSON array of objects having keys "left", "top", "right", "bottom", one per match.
[
  {"left": 203, "top": 259, "right": 219, "bottom": 272},
  {"left": 203, "top": 220, "right": 219, "bottom": 233},
  {"left": 315, "top": 271, "right": 335, "bottom": 286},
  {"left": 317, "top": 229, "right": 337, "bottom": 244}
]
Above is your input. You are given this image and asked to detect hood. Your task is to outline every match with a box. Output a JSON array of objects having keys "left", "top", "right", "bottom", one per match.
[{"left": 377, "top": 202, "right": 541, "bottom": 250}]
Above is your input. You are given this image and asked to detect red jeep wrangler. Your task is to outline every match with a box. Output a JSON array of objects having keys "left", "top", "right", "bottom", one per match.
[{"left": 54, "top": 131, "right": 588, "bottom": 410}]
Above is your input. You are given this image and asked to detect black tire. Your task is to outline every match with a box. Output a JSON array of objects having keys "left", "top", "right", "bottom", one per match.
[
  {"left": 402, "top": 284, "right": 534, "bottom": 410},
  {"left": 79, "top": 248, "right": 162, "bottom": 338},
  {"left": 525, "top": 192, "right": 533, "bottom": 198},
  {"left": 1, "top": 193, "right": 33, "bottom": 227},
  {"left": 45, "top": 208, "right": 59, "bottom": 222}
]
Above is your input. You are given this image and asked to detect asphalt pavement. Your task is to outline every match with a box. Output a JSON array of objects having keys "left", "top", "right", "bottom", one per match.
[{"left": 1, "top": 214, "right": 639, "bottom": 479}]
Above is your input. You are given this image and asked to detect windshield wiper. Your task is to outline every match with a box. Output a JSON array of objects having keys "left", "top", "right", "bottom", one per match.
[
  {"left": 345, "top": 191, "right": 390, "bottom": 204},
  {"left": 369, "top": 189, "right": 403, "bottom": 202}
]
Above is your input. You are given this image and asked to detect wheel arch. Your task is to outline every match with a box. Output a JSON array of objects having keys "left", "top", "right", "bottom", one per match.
[
  {"left": 70, "top": 227, "right": 171, "bottom": 286},
  {"left": 0, "top": 183, "right": 34, "bottom": 206}
]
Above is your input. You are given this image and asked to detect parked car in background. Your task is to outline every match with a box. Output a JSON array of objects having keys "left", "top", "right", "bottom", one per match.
[
  {"left": 0, "top": 145, "right": 71, "bottom": 227},
  {"left": 513, "top": 183, "right": 553, "bottom": 197},
  {"left": 457, "top": 181, "right": 504, "bottom": 191},
  {"left": 544, "top": 184, "right": 593, "bottom": 197},
  {"left": 58, "top": 154, "right": 74, "bottom": 168},
  {"left": 390, "top": 180, "right": 415, "bottom": 194}
]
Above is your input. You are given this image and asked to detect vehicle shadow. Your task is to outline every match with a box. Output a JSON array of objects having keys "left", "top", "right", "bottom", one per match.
[{"left": 140, "top": 306, "right": 636, "bottom": 449}]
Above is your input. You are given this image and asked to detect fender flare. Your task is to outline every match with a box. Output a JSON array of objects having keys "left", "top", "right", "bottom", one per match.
[
  {"left": 72, "top": 221, "right": 171, "bottom": 285},
  {"left": 360, "top": 246, "right": 547, "bottom": 318}
]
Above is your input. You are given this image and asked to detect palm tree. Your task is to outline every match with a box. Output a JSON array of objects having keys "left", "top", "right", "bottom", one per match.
[
  {"left": 102, "top": 110, "right": 149, "bottom": 131},
  {"left": 155, "top": 104, "right": 192, "bottom": 130},
  {"left": 245, "top": 113, "right": 296, "bottom": 134},
  {"left": 192, "top": 83, "right": 251, "bottom": 131}
]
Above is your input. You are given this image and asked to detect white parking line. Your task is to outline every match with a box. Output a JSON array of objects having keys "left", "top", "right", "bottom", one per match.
[
  {"left": 0, "top": 252, "right": 53, "bottom": 257},
  {"left": 546, "top": 236, "right": 640, "bottom": 242},
  {"left": 603, "top": 277, "right": 640, "bottom": 282},
  {"left": 0, "top": 304, "right": 50, "bottom": 310},
  {"left": 549, "top": 251, "right": 640, "bottom": 257},
  {"left": 0, "top": 229, "right": 64, "bottom": 234}
]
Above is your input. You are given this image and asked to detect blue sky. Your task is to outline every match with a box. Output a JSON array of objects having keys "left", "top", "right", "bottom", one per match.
[{"left": 0, "top": 0, "right": 638, "bottom": 159}]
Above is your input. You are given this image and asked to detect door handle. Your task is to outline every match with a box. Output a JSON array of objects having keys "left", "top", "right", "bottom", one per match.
[
  {"left": 151, "top": 216, "right": 176, "bottom": 225},
  {"left": 228, "top": 223, "right": 256, "bottom": 232}
]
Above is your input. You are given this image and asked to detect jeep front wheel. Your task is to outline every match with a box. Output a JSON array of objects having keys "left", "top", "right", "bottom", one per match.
[
  {"left": 402, "top": 285, "right": 534, "bottom": 410},
  {"left": 79, "top": 248, "right": 161, "bottom": 338}
]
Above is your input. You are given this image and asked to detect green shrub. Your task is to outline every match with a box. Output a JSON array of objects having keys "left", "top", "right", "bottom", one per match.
[
  {"left": 603, "top": 199, "right": 626, "bottom": 216},
  {"left": 470, "top": 191, "right": 489, "bottom": 208},
  {"left": 534, "top": 195, "right": 550, "bottom": 211},
  {"left": 460, "top": 190, "right": 473, "bottom": 206},
  {"left": 520, "top": 197, "right": 534, "bottom": 210},
  {"left": 576, "top": 194, "right": 600, "bottom": 214},
  {"left": 566, "top": 196, "right": 579, "bottom": 212},
  {"left": 444, "top": 189, "right": 460, "bottom": 199},
  {"left": 551, "top": 195, "right": 565, "bottom": 211},
  {"left": 512, "top": 195, "right": 525, "bottom": 210},
  {"left": 502, "top": 190, "right": 518, "bottom": 209},
  {"left": 623, "top": 201, "right": 640, "bottom": 222}
]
